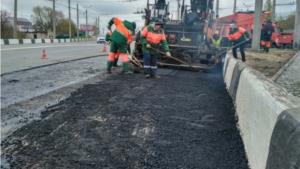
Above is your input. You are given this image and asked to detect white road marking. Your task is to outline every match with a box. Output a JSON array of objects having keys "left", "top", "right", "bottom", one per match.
[{"left": 1, "top": 44, "right": 100, "bottom": 51}]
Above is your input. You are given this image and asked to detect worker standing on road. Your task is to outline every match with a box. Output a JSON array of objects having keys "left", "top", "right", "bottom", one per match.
[
  {"left": 210, "top": 30, "right": 226, "bottom": 58},
  {"left": 227, "top": 24, "right": 250, "bottom": 62},
  {"left": 261, "top": 20, "right": 275, "bottom": 53},
  {"left": 106, "top": 17, "right": 136, "bottom": 74},
  {"left": 140, "top": 20, "right": 171, "bottom": 78}
]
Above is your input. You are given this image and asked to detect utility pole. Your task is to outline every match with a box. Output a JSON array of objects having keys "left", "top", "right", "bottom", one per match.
[
  {"left": 272, "top": 0, "right": 276, "bottom": 21},
  {"left": 86, "top": 9, "right": 88, "bottom": 38},
  {"left": 233, "top": 0, "right": 237, "bottom": 13},
  {"left": 294, "top": 0, "right": 300, "bottom": 49},
  {"left": 53, "top": 0, "right": 56, "bottom": 39},
  {"left": 98, "top": 17, "right": 100, "bottom": 35},
  {"left": 216, "top": 0, "right": 219, "bottom": 18},
  {"left": 77, "top": 3, "right": 79, "bottom": 40},
  {"left": 68, "top": 0, "right": 71, "bottom": 39},
  {"left": 177, "top": 0, "right": 180, "bottom": 20},
  {"left": 251, "top": 0, "right": 263, "bottom": 51},
  {"left": 84, "top": 6, "right": 92, "bottom": 38},
  {"left": 14, "top": 0, "right": 17, "bottom": 39}
]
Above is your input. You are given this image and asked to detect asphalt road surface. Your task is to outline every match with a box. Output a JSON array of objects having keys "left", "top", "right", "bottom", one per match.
[
  {"left": 1, "top": 42, "right": 248, "bottom": 168},
  {"left": 1, "top": 41, "right": 105, "bottom": 74}
]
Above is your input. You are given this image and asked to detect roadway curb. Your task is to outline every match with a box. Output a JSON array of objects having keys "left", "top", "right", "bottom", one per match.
[
  {"left": 271, "top": 51, "right": 300, "bottom": 82},
  {"left": 223, "top": 53, "right": 300, "bottom": 169},
  {"left": 0, "top": 38, "right": 95, "bottom": 45}
]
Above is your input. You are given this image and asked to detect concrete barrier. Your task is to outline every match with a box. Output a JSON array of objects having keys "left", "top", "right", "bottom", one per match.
[
  {"left": 44, "top": 39, "right": 51, "bottom": 43},
  {"left": 223, "top": 53, "right": 300, "bottom": 169},
  {"left": 8, "top": 39, "right": 19, "bottom": 45},
  {"left": 35, "top": 39, "right": 42, "bottom": 44},
  {"left": 1, "top": 38, "right": 95, "bottom": 45},
  {"left": 23, "top": 39, "right": 32, "bottom": 44},
  {"left": 266, "top": 107, "right": 300, "bottom": 169}
]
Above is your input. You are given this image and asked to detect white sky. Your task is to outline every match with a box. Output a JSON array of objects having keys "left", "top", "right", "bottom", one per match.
[{"left": 0, "top": 0, "right": 296, "bottom": 32}]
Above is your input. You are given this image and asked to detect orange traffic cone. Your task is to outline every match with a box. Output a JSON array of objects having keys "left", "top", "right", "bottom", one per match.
[
  {"left": 41, "top": 49, "right": 47, "bottom": 59},
  {"left": 102, "top": 43, "right": 107, "bottom": 52}
]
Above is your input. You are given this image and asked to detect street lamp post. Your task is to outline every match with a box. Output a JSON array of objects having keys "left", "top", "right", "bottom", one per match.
[
  {"left": 14, "top": 0, "right": 17, "bottom": 39},
  {"left": 84, "top": 5, "right": 92, "bottom": 38}
]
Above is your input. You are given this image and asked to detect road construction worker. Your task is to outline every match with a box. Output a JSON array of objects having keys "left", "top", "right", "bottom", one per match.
[
  {"left": 261, "top": 20, "right": 275, "bottom": 53},
  {"left": 210, "top": 30, "right": 226, "bottom": 58},
  {"left": 140, "top": 20, "right": 171, "bottom": 78},
  {"left": 228, "top": 23, "right": 250, "bottom": 62},
  {"left": 105, "top": 30, "right": 131, "bottom": 67},
  {"left": 106, "top": 17, "right": 136, "bottom": 74}
]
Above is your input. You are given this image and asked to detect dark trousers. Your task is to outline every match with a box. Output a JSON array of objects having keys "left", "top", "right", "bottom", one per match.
[
  {"left": 232, "top": 42, "right": 246, "bottom": 61},
  {"left": 143, "top": 52, "right": 158, "bottom": 75}
]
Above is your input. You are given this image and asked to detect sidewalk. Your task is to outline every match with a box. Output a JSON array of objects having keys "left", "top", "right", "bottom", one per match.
[{"left": 274, "top": 51, "right": 300, "bottom": 98}]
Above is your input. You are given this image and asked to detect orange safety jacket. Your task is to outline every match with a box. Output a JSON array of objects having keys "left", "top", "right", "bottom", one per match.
[
  {"left": 108, "top": 17, "right": 135, "bottom": 45},
  {"left": 140, "top": 24, "right": 169, "bottom": 54},
  {"left": 228, "top": 27, "right": 250, "bottom": 47}
]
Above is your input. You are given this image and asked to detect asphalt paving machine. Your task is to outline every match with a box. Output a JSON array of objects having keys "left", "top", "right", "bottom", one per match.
[{"left": 132, "top": 0, "right": 223, "bottom": 71}]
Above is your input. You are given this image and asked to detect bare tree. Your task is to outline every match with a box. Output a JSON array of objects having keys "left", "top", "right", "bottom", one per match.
[
  {"left": 1, "top": 10, "right": 13, "bottom": 39},
  {"left": 31, "top": 6, "right": 64, "bottom": 32}
]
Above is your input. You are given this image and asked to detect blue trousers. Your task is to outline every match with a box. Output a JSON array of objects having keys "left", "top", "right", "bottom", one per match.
[{"left": 143, "top": 52, "right": 158, "bottom": 76}]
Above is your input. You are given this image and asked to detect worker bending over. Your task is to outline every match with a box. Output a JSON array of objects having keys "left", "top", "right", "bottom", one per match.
[
  {"left": 105, "top": 30, "right": 131, "bottom": 67},
  {"left": 140, "top": 20, "right": 171, "bottom": 78},
  {"left": 106, "top": 17, "right": 135, "bottom": 74},
  {"left": 228, "top": 24, "right": 250, "bottom": 62}
]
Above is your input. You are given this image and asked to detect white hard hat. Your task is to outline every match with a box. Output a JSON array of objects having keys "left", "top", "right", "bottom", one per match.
[{"left": 229, "top": 23, "right": 235, "bottom": 28}]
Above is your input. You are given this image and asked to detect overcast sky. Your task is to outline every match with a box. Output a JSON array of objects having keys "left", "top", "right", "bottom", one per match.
[{"left": 1, "top": 0, "right": 296, "bottom": 33}]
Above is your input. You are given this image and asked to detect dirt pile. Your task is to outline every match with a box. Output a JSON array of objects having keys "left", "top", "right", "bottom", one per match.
[{"left": 236, "top": 50, "right": 297, "bottom": 77}]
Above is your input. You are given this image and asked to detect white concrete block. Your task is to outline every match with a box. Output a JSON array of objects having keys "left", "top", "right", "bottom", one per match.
[
  {"left": 66, "top": 39, "right": 70, "bottom": 42},
  {"left": 223, "top": 53, "right": 230, "bottom": 77},
  {"left": 44, "top": 39, "right": 51, "bottom": 43},
  {"left": 35, "top": 39, "right": 42, "bottom": 44},
  {"left": 23, "top": 39, "right": 32, "bottom": 44},
  {"left": 235, "top": 68, "right": 300, "bottom": 169},
  {"left": 224, "top": 57, "right": 237, "bottom": 90},
  {"left": 9, "top": 39, "right": 19, "bottom": 45},
  {"left": 1, "top": 39, "right": 4, "bottom": 45},
  {"left": 53, "top": 39, "right": 59, "bottom": 43}
]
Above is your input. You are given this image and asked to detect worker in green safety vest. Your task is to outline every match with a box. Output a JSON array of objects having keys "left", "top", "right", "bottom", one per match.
[
  {"left": 209, "top": 30, "right": 223, "bottom": 51},
  {"left": 209, "top": 30, "right": 227, "bottom": 58}
]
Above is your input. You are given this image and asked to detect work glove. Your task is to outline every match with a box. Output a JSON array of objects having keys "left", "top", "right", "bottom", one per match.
[
  {"left": 245, "top": 38, "right": 250, "bottom": 41},
  {"left": 107, "top": 25, "right": 111, "bottom": 30},
  {"left": 146, "top": 44, "right": 151, "bottom": 48},
  {"left": 166, "top": 51, "right": 171, "bottom": 57}
]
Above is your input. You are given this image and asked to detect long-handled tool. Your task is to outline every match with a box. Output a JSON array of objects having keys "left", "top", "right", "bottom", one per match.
[
  {"left": 216, "top": 39, "right": 250, "bottom": 57},
  {"left": 130, "top": 52, "right": 143, "bottom": 68},
  {"left": 150, "top": 47, "right": 200, "bottom": 71}
]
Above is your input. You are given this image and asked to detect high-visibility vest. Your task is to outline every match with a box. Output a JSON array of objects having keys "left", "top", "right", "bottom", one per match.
[{"left": 211, "top": 37, "right": 222, "bottom": 47}]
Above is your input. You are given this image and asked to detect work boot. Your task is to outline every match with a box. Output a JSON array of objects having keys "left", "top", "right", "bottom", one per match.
[
  {"left": 152, "top": 75, "right": 160, "bottom": 79},
  {"left": 122, "top": 62, "right": 130, "bottom": 72},
  {"left": 145, "top": 74, "right": 150, "bottom": 78},
  {"left": 106, "top": 61, "right": 113, "bottom": 72},
  {"left": 123, "top": 71, "right": 133, "bottom": 75},
  {"left": 113, "top": 58, "right": 119, "bottom": 67},
  {"left": 265, "top": 47, "right": 269, "bottom": 53}
]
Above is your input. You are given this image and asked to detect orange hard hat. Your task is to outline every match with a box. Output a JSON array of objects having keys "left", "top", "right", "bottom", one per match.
[{"left": 214, "top": 30, "right": 219, "bottom": 35}]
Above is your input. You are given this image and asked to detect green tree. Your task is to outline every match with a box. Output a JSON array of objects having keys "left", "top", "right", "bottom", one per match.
[
  {"left": 56, "top": 19, "right": 77, "bottom": 38},
  {"left": 277, "top": 13, "right": 295, "bottom": 30},
  {"left": 1, "top": 10, "right": 13, "bottom": 39},
  {"left": 31, "top": 6, "right": 64, "bottom": 32},
  {"left": 264, "top": 0, "right": 272, "bottom": 20}
]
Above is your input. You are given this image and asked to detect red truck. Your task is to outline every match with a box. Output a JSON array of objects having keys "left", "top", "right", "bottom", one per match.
[{"left": 214, "top": 11, "right": 294, "bottom": 49}]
